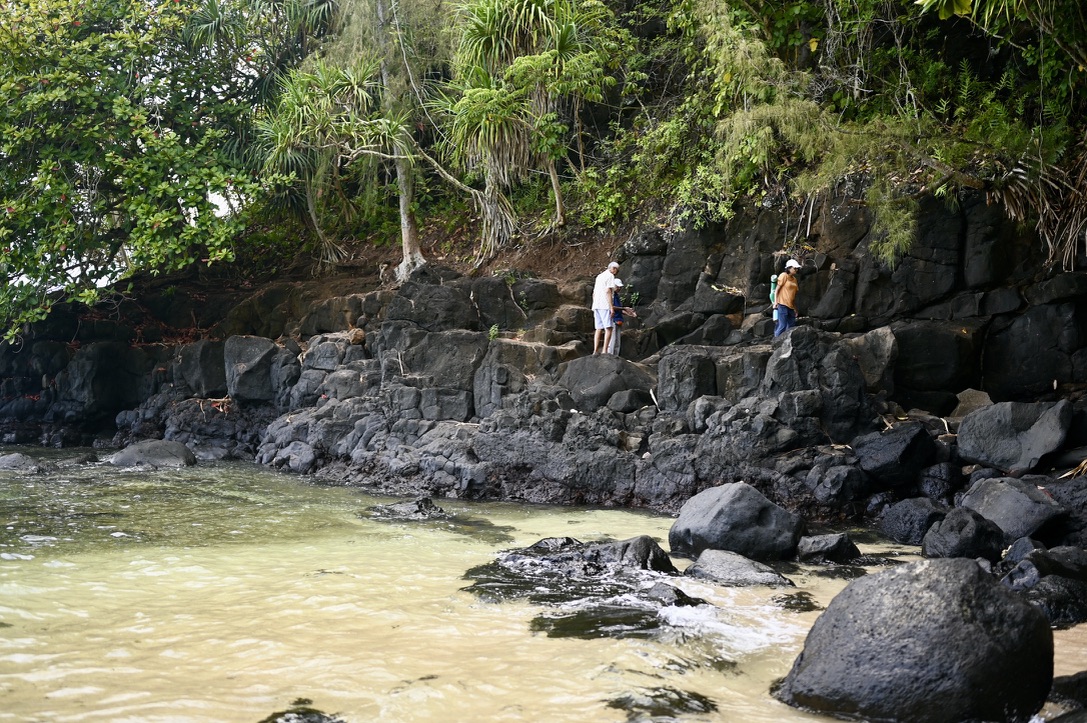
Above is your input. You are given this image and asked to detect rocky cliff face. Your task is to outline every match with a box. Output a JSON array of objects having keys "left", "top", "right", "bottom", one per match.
[{"left": 2, "top": 191, "right": 1086, "bottom": 529}]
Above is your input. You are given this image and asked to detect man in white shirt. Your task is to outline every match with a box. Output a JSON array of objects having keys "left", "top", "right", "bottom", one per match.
[{"left": 592, "top": 261, "right": 620, "bottom": 354}]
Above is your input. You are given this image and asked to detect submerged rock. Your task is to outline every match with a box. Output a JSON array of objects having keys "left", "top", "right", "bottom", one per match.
[
  {"left": 365, "top": 497, "right": 448, "bottom": 520},
  {"left": 0, "top": 452, "right": 57, "bottom": 474},
  {"left": 683, "top": 549, "right": 794, "bottom": 587},
  {"left": 502, "top": 535, "right": 677, "bottom": 576},
  {"left": 462, "top": 535, "right": 676, "bottom": 605},
  {"left": 257, "top": 705, "right": 346, "bottom": 723},
  {"left": 774, "top": 558, "right": 1053, "bottom": 723},
  {"left": 107, "top": 439, "right": 197, "bottom": 468},
  {"left": 607, "top": 687, "right": 718, "bottom": 719},
  {"left": 357, "top": 499, "right": 515, "bottom": 543}
]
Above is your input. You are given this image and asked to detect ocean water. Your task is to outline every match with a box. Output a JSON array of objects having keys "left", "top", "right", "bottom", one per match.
[{"left": 0, "top": 448, "right": 1081, "bottom": 722}]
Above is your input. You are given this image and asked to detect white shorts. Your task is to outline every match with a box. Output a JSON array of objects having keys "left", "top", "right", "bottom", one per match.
[{"left": 593, "top": 309, "right": 614, "bottom": 330}]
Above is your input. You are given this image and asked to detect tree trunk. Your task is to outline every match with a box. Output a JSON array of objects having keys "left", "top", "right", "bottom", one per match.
[
  {"left": 574, "top": 97, "right": 586, "bottom": 174},
  {"left": 376, "top": 0, "right": 424, "bottom": 281},
  {"left": 306, "top": 183, "right": 342, "bottom": 266},
  {"left": 395, "top": 155, "right": 425, "bottom": 281},
  {"left": 548, "top": 158, "right": 565, "bottom": 227}
]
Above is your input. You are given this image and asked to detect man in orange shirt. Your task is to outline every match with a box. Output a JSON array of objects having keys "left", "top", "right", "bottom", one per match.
[{"left": 774, "top": 258, "right": 801, "bottom": 337}]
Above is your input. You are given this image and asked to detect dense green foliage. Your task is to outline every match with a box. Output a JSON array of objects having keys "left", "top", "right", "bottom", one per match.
[
  {"left": 1, "top": 0, "right": 1085, "bottom": 337},
  {"left": 0, "top": 0, "right": 246, "bottom": 335},
  {"left": 0, "top": 0, "right": 336, "bottom": 339}
]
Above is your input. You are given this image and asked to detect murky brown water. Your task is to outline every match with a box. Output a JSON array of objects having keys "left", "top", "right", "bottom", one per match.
[{"left": 0, "top": 448, "right": 1081, "bottom": 722}]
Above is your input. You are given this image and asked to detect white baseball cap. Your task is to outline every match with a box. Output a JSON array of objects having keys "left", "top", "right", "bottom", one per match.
[
  {"left": 613, "top": 279, "right": 624, "bottom": 287},
  {"left": 786, "top": 259, "right": 801, "bottom": 269}
]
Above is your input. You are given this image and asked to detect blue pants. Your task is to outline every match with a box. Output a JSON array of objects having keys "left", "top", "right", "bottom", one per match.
[{"left": 774, "top": 305, "right": 796, "bottom": 337}]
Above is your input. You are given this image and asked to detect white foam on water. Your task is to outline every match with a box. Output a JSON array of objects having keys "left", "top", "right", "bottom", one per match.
[{"left": 661, "top": 599, "right": 806, "bottom": 653}]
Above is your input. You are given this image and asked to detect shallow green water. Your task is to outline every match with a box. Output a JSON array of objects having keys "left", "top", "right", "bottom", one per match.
[{"left": 0, "top": 448, "right": 1082, "bottom": 723}]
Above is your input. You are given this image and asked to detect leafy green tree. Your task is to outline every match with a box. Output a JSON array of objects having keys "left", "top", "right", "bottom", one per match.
[
  {"left": 0, "top": 0, "right": 263, "bottom": 339},
  {"left": 504, "top": 0, "right": 621, "bottom": 225}
]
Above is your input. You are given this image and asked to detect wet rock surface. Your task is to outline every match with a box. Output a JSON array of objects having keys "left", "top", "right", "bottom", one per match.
[
  {"left": 682, "top": 549, "right": 795, "bottom": 587},
  {"left": 668, "top": 482, "right": 804, "bottom": 561},
  {"left": 774, "top": 558, "right": 1054, "bottom": 723},
  {"left": 107, "top": 439, "right": 198, "bottom": 468}
]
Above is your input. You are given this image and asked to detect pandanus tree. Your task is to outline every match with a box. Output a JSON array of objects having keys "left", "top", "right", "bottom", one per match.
[
  {"left": 255, "top": 60, "right": 392, "bottom": 267},
  {"left": 318, "top": 0, "right": 442, "bottom": 279},
  {"left": 267, "top": 0, "right": 459, "bottom": 280},
  {"left": 437, "top": 0, "right": 618, "bottom": 260},
  {"left": 432, "top": 71, "right": 526, "bottom": 262}
]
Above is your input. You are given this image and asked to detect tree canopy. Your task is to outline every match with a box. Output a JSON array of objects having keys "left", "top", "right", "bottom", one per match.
[
  {"left": 0, "top": 0, "right": 335, "bottom": 339},
  {"left": 2, "top": 0, "right": 1086, "bottom": 338}
]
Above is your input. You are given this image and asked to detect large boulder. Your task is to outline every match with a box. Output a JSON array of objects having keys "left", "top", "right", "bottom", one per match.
[
  {"left": 473, "top": 339, "right": 578, "bottom": 419},
  {"left": 880, "top": 497, "right": 946, "bottom": 545},
  {"left": 174, "top": 339, "right": 227, "bottom": 398},
  {"left": 957, "top": 401, "right": 1073, "bottom": 473},
  {"left": 837, "top": 326, "right": 897, "bottom": 395},
  {"left": 557, "top": 355, "right": 656, "bottom": 412},
  {"left": 453, "top": 276, "right": 528, "bottom": 330},
  {"left": 225, "top": 336, "right": 279, "bottom": 403},
  {"left": 774, "top": 558, "right": 1053, "bottom": 723},
  {"left": 377, "top": 324, "right": 489, "bottom": 392},
  {"left": 668, "top": 482, "right": 803, "bottom": 561},
  {"left": 384, "top": 281, "right": 481, "bottom": 332},
  {"left": 761, "top": 326, "right": 874, "bottom": 443},
  {"left": 656, "top": 348, "right": 717, "bottom": 412},
  {"left": 891, "top": 320, "right": 984, "bottom": 397},
  {"left": 960, "top": 477, "right": 1067, "bottom": 543},
  {"left": 852, "top": 422, "right": 937, "bottom": 490},
  {"left": 656, "top": 225, "right": 717, "bottom": 304},
  {"left": 53, "top": 341, "right": 156, "bottom": 420},
  {"left": 983, "top": 302, "right": 1087, "bottom": 400},
  {"left": 921, "top": 507, "right": 1006, "bottom": 562},
  {"left": 716, "top": 346, "right": 772, "bottom": 403},
  {"left": 108, "top": 439, "right": 197, "bottom": 468}
]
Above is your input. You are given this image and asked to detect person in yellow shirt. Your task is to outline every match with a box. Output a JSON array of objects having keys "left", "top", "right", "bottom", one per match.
[{"left": 774, "top": 258, "right": 801, "bottom": 337}]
